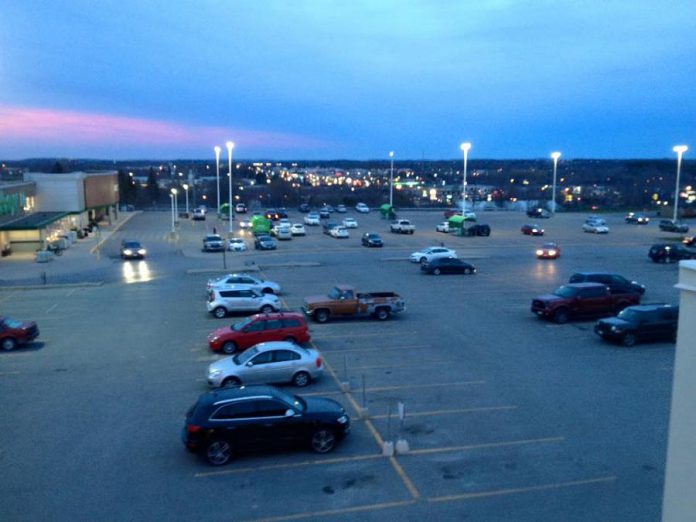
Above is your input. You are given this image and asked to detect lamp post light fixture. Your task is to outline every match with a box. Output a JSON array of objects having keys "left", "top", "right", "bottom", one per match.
[
  {"left": 460, "top": 142, "right": 472, "bottom": 212},
  {"left": 550, "top": 151, "right": 562, "bottom": 214},
  {"left": 673, "top": 145, "right": 688, "bottom": 222},
  {"left": 182, "top": 183, "right": 190, "bottom": 216},
  {"left": 214, "top": 145, "right": 222, "bottom": 214},
  {"left": 171, "top": 188, "right": 178, "bottom": 223},
  {"left": 226, "top": 141, "right": 235, "bottom": 233},
  {"left": 389, "top": 151, "right": 395, "bottom": 207},
  {"left": 169, "top": 193, "right": 175, "bottom": 233}
]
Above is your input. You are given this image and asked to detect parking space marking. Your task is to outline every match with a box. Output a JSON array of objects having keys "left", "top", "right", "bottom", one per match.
[
  {"left": 1, "top": 352, "right": 34, "bottom": 358},
  {"left": 46, "top": 303, "right": 57, "bottom": 313},
  {"left": 194, "top": 453, "right": 384, "bottom": 478},
  {"left": 405, "top": 436, "right": 565, "bottom": 456},
  {"left": 243, "top": 499, "right": 416, "bottom": 522},
  {"left": 320, "top": 344, "right": 430, "bottom": 354},
  {"left": 0, "top": 371, "right": 21, "bottom": 376},
  {"left": 312, "top": 331, "right": 418, "bottom": 340},
  {"left": 427, "top": 475, "right": 617, "bottom": 503},
  {"left": 370, "top": 405, "right": 518, "bottom": 420},
  {"left": 346, "top": 360, "right": 448, "bottom": 371},
  {"left": 366, "top": 380, "right": 486, "bottom": 393}
]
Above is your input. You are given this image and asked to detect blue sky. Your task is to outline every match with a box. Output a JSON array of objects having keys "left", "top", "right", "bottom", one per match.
[{"left": 1, "top": 1, "right": 694, "bottom": 159}]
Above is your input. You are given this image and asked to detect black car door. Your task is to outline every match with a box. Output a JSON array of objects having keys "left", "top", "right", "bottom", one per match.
[
  {"left": 208, "top": 400, "right": 264, "bottom": 451},
  {"left": 251, "top": 399, "right": 304, "bottom": 447}
]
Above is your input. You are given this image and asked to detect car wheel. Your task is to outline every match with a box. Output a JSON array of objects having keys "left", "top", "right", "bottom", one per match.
[
  {"left": 292, "top": 371, "right": 310, "bottom": 387},
  {"left": 262, "top": 288, "right": 274, "bottom": 294},
  {"left": 420, "top": 257, "right": 427, "bottom": 264},
  {"left": 222, "top": 376, "right": 241, "bottom": 387},
  {"left": 433, "top": 268, "right": 441, "bottom": 275},
  {"left": 464, "top": 267, "right": 472, "bottom": 274},
  {"left": 375, "top": 307, "right": 390, "bottom": 321},
  {"left": 283, "top": 336, "right": 297, "bottom": 343},
  {"left": 1, "top": 337, "right": 17, "bottom": 351},
  {"left": 553, "top": 309, "right": 569, "bottom": 324},
  {"left": 260, "top": 305, "right": 274, "bottom": 313},
  {"left": 222, "top": 341, "right": 237, "bottom": 355},
  {"left": 205, "top": 439, "right": 232, "bottom": 466},
  {"left": 213, "top": 307, "right": 227, "bottom": 319},
  {"left": 315, "top": 309, "right": 330, "bottom": 323},
  {"left": 310, "top": 428, "right": 336, "bottom": 454},
  {"left": 622, "top": 333, "right": 637, "bottom": 347}
]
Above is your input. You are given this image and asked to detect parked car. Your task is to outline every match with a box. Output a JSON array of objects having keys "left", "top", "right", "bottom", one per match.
[
  {"left": 120, "top": 240, "right": 146, "bottom": 259},
  {"left": 207, "top": 274, "right": 281, "bottom": 294},
  {"left": 298, "top": 203, "right": 311, "bottom": 213},
  {"left": 227, "top": 238, "right": 247, "bottom": 252},
  {"left": 192, "top": 208, "right": 207, "bottom": 220},
  {"left": 683, "top": 235, "right": 696, "bottom": 247},
  {"left": 271, "top": 224, "right": 292, "bottom": 240},
  {"left": 390, "top": 219, "right": 415, "bottom": 234},
  {"left": 460, "top": 224, "right": 491, "bottom": 237},
  {"left": 290, "top": 224, "right": 306, "bottom": 236},
  {"left": 625, "top": 212, "right": 650, "bottom": 224},
  {"left": 536, "top": 242, "right": 560, "bottom": 259},
  {"left": 0, "top": 317, "right": 40, "bottom": 351},
  {"left": 304, "top": 212, "right": 320, "bottom": 225},
  {"left": 342, "top": 217, "right": 358, "bottom": 229},
  {"left": 659, "top": 219, "right": 689, "bottom": 233},
  {"left": 206, "top": 341, "right": 323, "bottom": 388},
  {"left": 329, "top": 226, "right": 349, "bottom": 238},
  {"left": 521, "top": 224, "right": 544, "bottom": 236},
  {"left": 569, "top": 272, "right": 645, "bottom": 295},
  {"left": 649, "top": 243, "right": 696, "bottom": 263},
  {"left": 436, "top": 221, "right": 450, "bottom": 233},
  {"left": 527, "top": 207, "right": 551, "bottom": 218},
  {"left": 207, "top": 287, "right": 281, "bottom": 318},
  {"left": 302, "top": 285, "right": 405, "bottom": 323},
  {"left": 463, "top": 211, "right": 477, "bottom": 221},
  {"left": 420, "top": 257, "right": 476, "bottom": 275},
  {"left": 182, "top": 385, "right": 350, "bottom": 466},
  {"left": 335, "top": 204, "right": 347, "bottom": 213},
  {"left": 208, "top": 312, "right": 310, "bottom": 354},
  {"left": 409, "top": 246, "right": 457, "bottom": 264},
  {"left": 583, "top": 221, "right": 610, "bottom": 234},
  {"left": 319, "top": 208, "right": 331, "bottom": 219},
  {"left": 254, "top": 235, "right": 277, "bottom": 250},
  {"left": 235, "top": 203, "right": 247, "bottom": 214},
  {"left": 322, "top": 222, "right": 339, "bottom": 235},
  {"left": 594, "top": 304, "right": 679, "bottom": 347},
  {"left": 362, "top": 232, "right": 383, "bottom": 247},
  {"left": 355, "top": 203, "right": 370, "bottom": 213},
  {"left": 202, "top": 235, "right": 225, "bottom": 252}
]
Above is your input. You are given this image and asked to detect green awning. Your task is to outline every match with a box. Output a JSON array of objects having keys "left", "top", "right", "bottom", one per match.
[
  {"left": 0, "top": 211, "right": 70, "bottom": 231},
  {"left": 448, "top": 215, "right": 465, "bottom": 227}
]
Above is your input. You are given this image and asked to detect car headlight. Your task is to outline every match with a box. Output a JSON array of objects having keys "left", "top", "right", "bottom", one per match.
[
  {"left": 336, "top": 415, "right": 349, "bottom": 424},
  {"left": 138, "top": 249, "right": 146, "bottom": 255},
  {"left": 208, "top": 369, "right": 222, "bottom": 377},
  {"left": 536, "top": 249, "right": 543, "bottom": 256},
  {"left": 548, "top": 250, "right": 557, "bottom": 256},
  {"left": 210, "top": 336, "right": 219, "bottom": 343},
  {"left": 610, "top": 326, "right": 619, "bottom": 332},
  {"left": 124, "top": 249, "right": 132, "bottom": 255}
]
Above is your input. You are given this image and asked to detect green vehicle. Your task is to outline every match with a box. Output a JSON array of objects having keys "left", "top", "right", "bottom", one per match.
[
  {"left": 218, "top": 203, "right": 231, "bottom": 221},
  {"left": 251, "top": 215, "right": 271, "bottom": 236},
  {"left": 379, "top": 204, "right": 397, "bottom": 220}
]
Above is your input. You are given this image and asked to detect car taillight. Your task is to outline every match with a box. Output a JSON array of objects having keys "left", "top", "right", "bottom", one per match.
[
  {"left": 315, "top": 357, "right": 322, "bottom": 368},
  {"left": 187, "top": 424, "right": 202, "bottom": 433}
]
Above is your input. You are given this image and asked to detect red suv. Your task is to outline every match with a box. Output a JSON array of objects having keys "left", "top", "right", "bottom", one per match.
[
  {"left": 1, "top": 317, "right": 40, "bottom": 351},
  {"left": 208, "top": 312, "right": 311, "bottom": 354}
]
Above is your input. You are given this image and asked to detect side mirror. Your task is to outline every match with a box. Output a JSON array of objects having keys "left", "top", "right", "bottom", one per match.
[
  {"left": 285, "top": 409, "right": 296, "bottom": 417},
  {"left": 246, "top": 361, "right": 253, "bottom": 367}
]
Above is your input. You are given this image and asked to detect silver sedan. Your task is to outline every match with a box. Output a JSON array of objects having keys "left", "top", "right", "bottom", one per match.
[{"left": 207, "top": 341, "right": 324, "bottom": 388}]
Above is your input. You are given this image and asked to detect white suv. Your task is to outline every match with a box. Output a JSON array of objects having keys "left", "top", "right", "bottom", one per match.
[
  {"left": 207, "top": 287, "right": 281, "bottom": 318},
  {"left": 207, "top": 273, "right": 281, "bottom": 294}
]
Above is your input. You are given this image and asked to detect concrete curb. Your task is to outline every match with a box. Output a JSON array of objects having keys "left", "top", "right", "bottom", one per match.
[
  {"left": 90, "top": 212, "right": 141, "bottom": 254},
  {"left": 186, "top": 261, "right": 321, "bottom": 275},
  {"left": 0, "top": 281, "right": 105, "bottom": 290}
]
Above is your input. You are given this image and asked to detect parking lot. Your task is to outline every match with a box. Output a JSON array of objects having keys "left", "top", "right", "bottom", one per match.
[{"left": 0, "top": 208, "right": 682, "bottom": 521}]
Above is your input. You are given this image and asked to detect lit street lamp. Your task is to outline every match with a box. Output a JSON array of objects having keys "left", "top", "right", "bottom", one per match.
[
  {"left": 389, "top": 151, "right": 395, "bottom": 207},
  {"left": 460, "top": 142, "right": 472, "bottom": 211},
  {"left": 214, "top": 145, "right": 221, "bottom": 214},
  {"left": 226, "top": 141, "right": 235, "bottom": 233},
  {"left": 550, "top": 151, "right": 561, "bottom": 214},
  {"left": 169, "top": 194, "right": 175, "bottom": 233},
  {"left": 171, "top": 188, "right": 178, "bottom": 223},
  {"left": 673, "top": 145, "right": 688, "bottom": 222},
  {"left": 182, "top": 183, "right": 190, "bottom": 216}
]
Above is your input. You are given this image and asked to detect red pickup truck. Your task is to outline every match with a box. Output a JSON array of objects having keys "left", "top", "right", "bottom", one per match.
[
  {"left": 1, "top": 317, "right": 40, "bottom": 351},
  {"left": 531, "top": 283, "right": 641, "bottom": 324}
]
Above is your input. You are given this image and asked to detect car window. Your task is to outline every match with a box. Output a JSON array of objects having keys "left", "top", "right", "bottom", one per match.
[
  {"left": 211, "top": 401, "right": 257, "bottom": 420},
  {"left": 274, "top": 350, "right": 301, "bottom": 362},
  {"left": 240, "top": 290, "right": 255, "bottom": 298},
  {"left": 245, "top": 321, "right": 265, "bottom": 333},
  {"left": 611, "top": 276, "right": 626, "bottom": 285},
  {"left": 254, "top": 399, "right": 291, "bottom": 417},
  {"left": 343, "top": 290, "right": 354, "bottom": 299},
  {"left": 220, "top": 290, "right": 240, "bottom": 298},
  {"left": 239, "top": 277, "right": 256, "bottom": 284},
  {"left": 265, "top": 319, "right": 283, "bottom": 330},
  {"left": 250, "top": 351, "right": 274, "bottom": 365},
  {"left": 282, "top": 318, "right": 302, "bottom": 328},
  {"left": 581, "top": 287, "right": 606, "bottom": 298}
]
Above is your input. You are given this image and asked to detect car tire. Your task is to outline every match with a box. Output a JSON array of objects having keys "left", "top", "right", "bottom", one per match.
[
  {"left": 292, "top": 371, "right": 310, "bottom": 387},
  {"left": 222, "top": 376, "right": 241, "bottom": 387},
  {"left": 553, "top": 309, "right": 569, "bottom": 324},
  {"left": 222, "top": 341, "right": 237, "bottom": 355},
  {"left": 315, "top": 309, "right": 330, "bottom": 323},
  {"left": 622, "top": 333, "right": 637, "bottom": 347},
  {"left": 260, "top": 305, "right": 275, "bottom": 313},
  {"left": 205, "top": 439, "right": 233, "bottom": 466},
  {"left": 464, "top": 267, "right": 473, "bottom": 275},
  {"left": 375, "top": 307, "right": 390, "bottom": 321},
  {"left": 433, "top": 268, "right": 441, "bottom": 275},
  {"left": 213, "top": 307, "right": 227, "bottom": 319},
  {"left": 420, "top": 257, "right": 427, "bottom": 264},
  {"left": 1, "top": 337, "right": 17, "bottom": 351},
  {"left": 310, "top": 428, "right": 336, "bottom": 454}
]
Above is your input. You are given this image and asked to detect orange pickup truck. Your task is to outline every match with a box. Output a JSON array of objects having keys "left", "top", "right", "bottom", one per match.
[{"left": 302, "top": 285, "right": 405, "bottom": 323}]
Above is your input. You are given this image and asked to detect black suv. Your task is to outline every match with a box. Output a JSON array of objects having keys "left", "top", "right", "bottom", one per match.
[
  {"left": 658, "top": 219, "right": 689, "bottom": 233},
  {"left": 461, "top": 224, "right": 491, "bottom": 236},
  {"left": 182, "top": 385, "right": 350, "bottom": 466},
  {"left": 569, "top": 272, "right": 645, "bottom": 295},
  {"left": 527, "top": 207, "right": 551, "bottom": 218},
  {"left": 649, "top": 244, "right": 696, "bottom": 263},
  {"left": 594, "top": 304, "right": 679, "bottom": 347},
  {"left": 362, "top": 232, "right": 383, "bottom": 247}
]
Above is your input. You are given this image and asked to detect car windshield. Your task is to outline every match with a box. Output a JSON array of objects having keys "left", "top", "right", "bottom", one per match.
[
  {"left": 231, "top": 317, "right": 254, "bottom": 331},
  {"left": 233, "top": 346, "right": 259, "bottom": 365},
  {"left": 2, "top": 318, "right": 24, "bottom": 328},
  {"left": 617, "top": 309, "right": 640, "bottom": 322},
  {"left": 328, "top": 287, "right": 341, "bottom": 299},
  {"left": 553, "top": 285, "right": 578, "bottom": 298},
  {"left": 123, "top": 241, "right": 140, "bottom": 248},
  {"left": 272, "top": 388, "right": 307, "bottom": 412}
]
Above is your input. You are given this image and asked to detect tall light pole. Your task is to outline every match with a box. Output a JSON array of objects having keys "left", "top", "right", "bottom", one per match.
[
  {"left": 551, "top": 151, "right": 561, "bottom": 214},
  {"left": 182, "top": 183, "right": 190, "bottom": 216},
  {"left": 460, "top": 142, "right": 472, "bottom": 212},
  {"left": 214, "top": 145, "right": 222, "bottom": 214},
  {"left": 171, "top": 188, "right": 178, "bottom": 224},
  {"left": 169, "top": 194, "right": 175, "bottom": 233},
  {"left": 389, "top": 151, "right": 395, "bottom": 207},
  {"left": 673, "top": 145, "right": 688, "bottom": 222},
  {"left": 226, "top": 141, "right": 235, "bottom": 234}
]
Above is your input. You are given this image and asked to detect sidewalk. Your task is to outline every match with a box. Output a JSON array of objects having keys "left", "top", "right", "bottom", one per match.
[{"left": 0, "top": 212, "right": 137, "bottom": 288}]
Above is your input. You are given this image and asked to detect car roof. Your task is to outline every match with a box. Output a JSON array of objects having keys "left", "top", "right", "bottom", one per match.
[
  {"left": 199, "top": 384, "right": 285, "bottom": 407},
  {"left": 571, "top": 271, "right": 618, "bottom": 277},
  {"left": 623, "top": 303, "right": 675, "bottom": 312},
  {"left": 565, "top": 282, "right": 608, "bottom": 289},
  {"left": 248, "top": 311, "right": 303, "bottom": 320}
]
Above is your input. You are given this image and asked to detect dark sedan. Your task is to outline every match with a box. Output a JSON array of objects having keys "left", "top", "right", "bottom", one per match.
[
  {"left": 361, "top": 232, "right": 383, "bottom": 247},
  {"left": 649, "top": 244, "right": 696, "bottom": 263},
  {"left": 421, "top": 257, "right": 476, "bottom": 275},
  {"left": 120, "top": 240, "right": 146, "bottom": 259},
  {"left": 254, "top": 235, "right": 277, "bottom": 250},
  {"left": 521, "top": 224, "right": 544, "bottom": 236}
]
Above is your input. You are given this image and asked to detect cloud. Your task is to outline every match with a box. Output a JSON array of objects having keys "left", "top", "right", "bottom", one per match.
[{"left": 0, "top": 105, "right": 329, "bottom": 153}]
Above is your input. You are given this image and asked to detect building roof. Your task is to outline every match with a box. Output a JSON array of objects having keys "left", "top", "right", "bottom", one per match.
[{"left": 0, "top": 211, "right": 70, "bottom": 231}]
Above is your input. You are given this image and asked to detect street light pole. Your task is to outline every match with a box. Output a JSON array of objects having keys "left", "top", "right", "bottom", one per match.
[
  {"left": 171, "top": 188, "right": 178, "bottom": 224},
  {"left": 182, "top": 183, "right": 189, "bottom": 216},
  {"left": 460, "top": 142, "right": 472, "bottom": 212},
  {"left": 226, "top": 141, "right": 235, "bottom": 234},
  {"left": 389, "top": 151, "right": 395, "bottom": 207},
  {"left": 169, "top": 194, "right": 175, "bottom": 233},
  {"left": 551, "top": 151, "right": 561, "bottom": 214},
  {"left": 673, "top": 145, "right": 688, "bottom": 222},
  {"left": 214, "top": 146, "right": 222, "bottom": 214}
]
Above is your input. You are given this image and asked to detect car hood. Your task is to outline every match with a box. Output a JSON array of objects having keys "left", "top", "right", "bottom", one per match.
[
  {"left": 304, "top": 295, "right": 331, "bottom": 306},
  {"left": 597, "top": 317, "right": 632, "bottom": 328},
  {"left": 534, "top": 294, "right": 564, "bottom": 303},
  {"left": 304, "top": 397, "right": 345, "bottom": 415},
  {"left": 209, "top": 327, "right": 233, "bottom": 339},
  {"left": 208, "top": 357, "right": 239, "bottom": 373}
]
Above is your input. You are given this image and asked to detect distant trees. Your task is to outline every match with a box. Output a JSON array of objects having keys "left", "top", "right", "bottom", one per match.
[
  {"left": 117, "top": 169, "right": 137, "bottom": 204},
  {"left": 147, "top": 167, "right": 160, "bottom": 205}
]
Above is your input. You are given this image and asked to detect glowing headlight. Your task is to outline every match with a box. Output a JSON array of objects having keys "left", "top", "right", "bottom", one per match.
[
  {"left": 536, "top": 250, "right": 543, "bottom": 256},
  {"left": 138, "top": 249, "right": 146, "bottom": 255},
  {"left": 336, "top": 415, "right": 349, "bottom": 424},
  {"left": 610, "top": 326, "right": 619, "bottom": 332},
  {"left": 124, "top": 249, "right": 133, "bottom": 255},
  {"left": 548, "top": 250, "right": 557, "bottom": 256}
]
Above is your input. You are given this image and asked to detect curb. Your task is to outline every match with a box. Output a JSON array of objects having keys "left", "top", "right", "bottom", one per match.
[
  {"left": 90, "top": 212, "right": 140, "bottom": 254},
  {"left": 186, "top": 261, "right": 321, "bottom": 275},
  {"left": 0, "top": 281, "right": 105, "bottom": 290}
]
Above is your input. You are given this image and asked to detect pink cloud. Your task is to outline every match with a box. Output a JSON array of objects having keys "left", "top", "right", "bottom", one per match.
[{"left": 0, "top": 105, "right": 329, "bottom": 152}]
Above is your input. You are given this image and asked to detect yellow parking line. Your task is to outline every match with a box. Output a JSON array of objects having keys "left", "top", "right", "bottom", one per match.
[
  {"left": 370, "top": 405, "right": 518, "bottom": 420},
  {"left": 406, "top": 436, "right": 565, "bottom": 456},
  {"left": 366, "top": 381, "right": 485, "bottom": 393},
  {"left": 320, "top": 344, "right": 430, "bottom": 354},
  {"left": 243, "top": 499, "right": 416, "bottom": 522},
  {"left": 312, "top": 331, "right": 419, "bottom": 340},
  {"left": 195, "top": 453, "right": 384, "bottom": 478},
  {"left": 348, "top": 360, "right": 448, "bottom": 371},
  {"left": 427, "top": 475, "right": 617, "bottom": 503}
]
